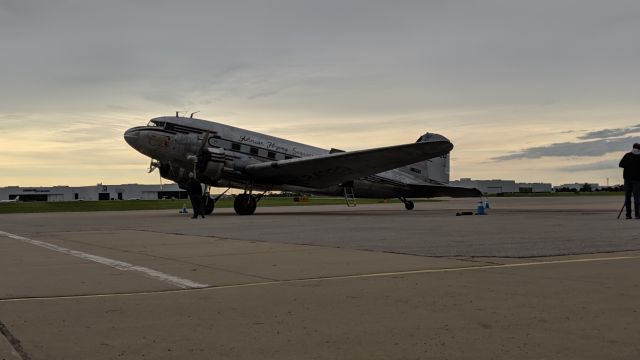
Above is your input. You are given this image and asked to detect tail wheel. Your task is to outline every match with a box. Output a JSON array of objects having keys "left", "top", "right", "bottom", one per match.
[{"left": 404, "top": 200, "right": 414, "bottom": 211}]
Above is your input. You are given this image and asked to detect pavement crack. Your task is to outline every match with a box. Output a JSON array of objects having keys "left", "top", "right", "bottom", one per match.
[
  {"left": 448, "top": 257, "right": 505, "bottom": 266},
  {"left": 0, "top": 320, "right": 32, "bottom": 360}
]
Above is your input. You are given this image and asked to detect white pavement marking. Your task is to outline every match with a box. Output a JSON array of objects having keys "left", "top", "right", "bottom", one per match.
[
  {"left": 0, "top": 230, "right": 210, "bottom": 290},
  {"left": 1, "top": 252, "right": 639, "bottom": 302}
]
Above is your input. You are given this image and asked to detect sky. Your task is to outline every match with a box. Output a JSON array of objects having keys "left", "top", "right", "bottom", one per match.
[{"left": 1, "top": 0, "right": 639, "bottom": 187}]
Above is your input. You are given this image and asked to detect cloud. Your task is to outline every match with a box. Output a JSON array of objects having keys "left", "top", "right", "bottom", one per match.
[
  {"left": 578, "top": 125, "right": 640, "bottom": 140},
  {"left": 0, "top": 114, "right": 31, "bottom": 130},
  {"left": 494, "top": 137, "right": 639, "bottom": 160},
  {"left": 561, "top": 160, "right": 619, "bottom": 172},
  {"left": 1, "top": 0, "right": 640, "bottom": 116}
]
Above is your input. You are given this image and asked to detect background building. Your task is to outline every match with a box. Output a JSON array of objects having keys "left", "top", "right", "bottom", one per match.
[
  {"left": 0, "top": 184, "right": 187, "bottom": 202},
  {"left": 451, "top": 178, "right": 553, "bottom": 194},
  {"left": 516, "top": 183, "right": 554, "bottom": 193}
]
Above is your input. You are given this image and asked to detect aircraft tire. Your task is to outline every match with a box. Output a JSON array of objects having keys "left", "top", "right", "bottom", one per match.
[
  {"left": 202, "top": 195, "right": 215, "bottom": 215},
  {"left": 234, "top": 194, "right": 257, "bottom": 215},
  {"left": 404, "top": 200, "right": 415, "bottom": 211}
]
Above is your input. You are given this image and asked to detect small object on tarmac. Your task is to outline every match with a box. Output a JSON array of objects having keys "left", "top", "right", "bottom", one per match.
[
  {"left": 179, "top": 203, "right": 189, "bottom": 214},
  {"left": 476, "top": 201, "right": 486, "bottom": 215},
  {"left": 456, "top": 211, "right": 473, "bottom": 216}
]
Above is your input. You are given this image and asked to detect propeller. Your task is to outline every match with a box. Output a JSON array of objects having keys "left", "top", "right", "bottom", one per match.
[
  {"left": 186, "top": 131, "right": 211, "bottom": 179},
  {"left": 196, "top": 131, "right": 211, "bottom": 155}
]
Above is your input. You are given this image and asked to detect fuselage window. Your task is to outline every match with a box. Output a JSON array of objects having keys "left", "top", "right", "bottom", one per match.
[
  {"left": 231, "top": 143, "right": 241, "bottom": 151},
  {"left": 410, "top": 167, "right": 422, "bottom": 174},
  {"left": 267, "top": 151, "right": 276, "bottom": 159},
  {"left": 250, "top": 147, "right": 259, "bottom": 155}
]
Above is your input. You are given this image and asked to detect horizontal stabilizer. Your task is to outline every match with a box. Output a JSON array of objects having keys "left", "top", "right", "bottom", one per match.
[{"left": 407, "top": 184, "right": 482, "bottom": 198}]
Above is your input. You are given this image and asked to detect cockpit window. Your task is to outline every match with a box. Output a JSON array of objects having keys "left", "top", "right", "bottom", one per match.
[{"left": 147, "top": 121, "right": 166, "bottom": 128}]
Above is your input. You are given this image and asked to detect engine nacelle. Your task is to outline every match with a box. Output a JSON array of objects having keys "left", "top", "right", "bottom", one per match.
[
  {"left": 157, "top": 147, "right": 226, "bottom": 187},
  {"left": 196, "top": 147, "right": 226, "bottom": 183}
]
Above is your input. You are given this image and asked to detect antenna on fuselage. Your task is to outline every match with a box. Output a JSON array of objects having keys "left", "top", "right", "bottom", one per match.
[{"left": 190, "top": 111, "right": 200, "bottom": 118}]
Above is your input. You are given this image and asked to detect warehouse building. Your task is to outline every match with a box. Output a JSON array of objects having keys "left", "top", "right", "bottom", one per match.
[
  {"left": 450, "top": 178, "right": 518, "bottom": 194},
  {"left": 0, "top": 183, "right": 187, "bottom": 202},
  {"left": 450, "top": 178, "right": 552, "bottom": 194},
  {"left": 516, "top": 182, "right": 554, "bottom": 193}
]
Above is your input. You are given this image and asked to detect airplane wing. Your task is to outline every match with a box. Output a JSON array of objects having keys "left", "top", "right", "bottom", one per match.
[
  {"left": 245, "top": 140, "right": 453, "bottom": 188},
  {"left": 406, "top": 184, "right": 483, "bottom": 198}
]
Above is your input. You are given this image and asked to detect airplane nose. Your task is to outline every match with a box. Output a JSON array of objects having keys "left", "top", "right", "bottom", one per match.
[{"left": 124, "top": 128, "right": 140, "bottom": 148}]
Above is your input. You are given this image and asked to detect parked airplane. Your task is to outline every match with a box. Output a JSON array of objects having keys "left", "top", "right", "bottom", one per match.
[
  {"left": 0, "top": 196, "right": 19, "bottom": 203},
  {"left": 124, "top": 113, "right": 481, "bottom": 215}
]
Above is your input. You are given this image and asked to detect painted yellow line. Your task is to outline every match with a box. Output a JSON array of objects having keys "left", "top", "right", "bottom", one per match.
[{"left": 1, "top": 254, "right": 638, "bottom": 303}]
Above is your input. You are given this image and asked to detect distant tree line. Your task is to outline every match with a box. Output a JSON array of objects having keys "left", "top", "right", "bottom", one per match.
[
  {"left": 265, "top": 191, "right": 304, "bottom": 197},
  {"left": 554, "top": 184, "right": 623, "bottom": 193}
]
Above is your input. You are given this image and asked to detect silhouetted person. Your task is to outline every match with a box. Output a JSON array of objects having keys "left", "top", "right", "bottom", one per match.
[
  {"left": 619, "top": 143, "right": 640, "bottom": 219},
  {"left": 185, "top": 172, "right": 205, "bottom": 219}
]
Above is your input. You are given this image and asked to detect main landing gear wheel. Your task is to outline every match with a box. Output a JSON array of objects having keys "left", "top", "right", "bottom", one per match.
[
  {"left": 202, "top": 195, "right": 215, "bottom": 215},
  {"left": 234, "top": 194, "right": 257, "bottom": 215},
  {"left": 404, "top": 200, "right": 414, "bottom": 211}
]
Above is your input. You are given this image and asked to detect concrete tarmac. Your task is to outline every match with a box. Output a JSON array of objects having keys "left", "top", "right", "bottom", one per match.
[{"left": 0, "top": 196, "right": 639, "bottom": 359}]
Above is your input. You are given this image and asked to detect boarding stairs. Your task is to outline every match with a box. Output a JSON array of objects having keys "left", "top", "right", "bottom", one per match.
[{"left": 343, "top": 186, "right": 357, "bottom": 207}]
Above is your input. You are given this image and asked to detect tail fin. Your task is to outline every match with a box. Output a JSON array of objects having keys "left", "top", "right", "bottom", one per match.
[{"left": 406, "top": 133, "right": 450, "bottom": 184}]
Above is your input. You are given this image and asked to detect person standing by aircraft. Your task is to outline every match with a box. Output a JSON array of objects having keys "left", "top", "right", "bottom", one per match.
[
  {"left": 185, "top": 172, "right": 205, "bottom": 219},
  {"left": 619, "top": 143, "right": 640, "bottom": 219}
]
